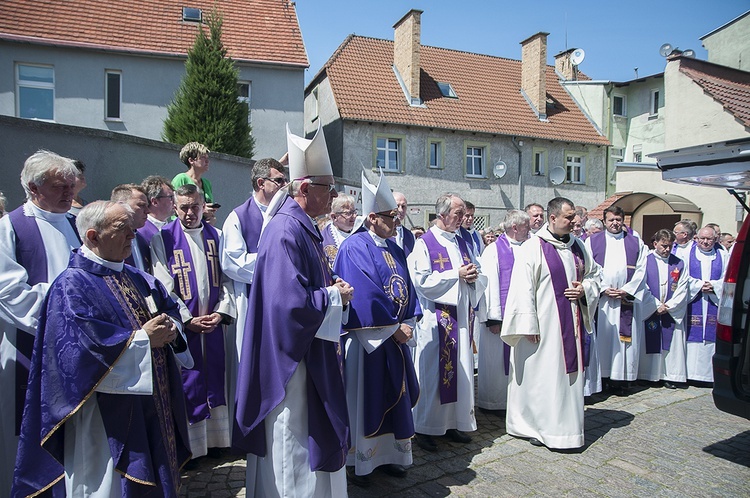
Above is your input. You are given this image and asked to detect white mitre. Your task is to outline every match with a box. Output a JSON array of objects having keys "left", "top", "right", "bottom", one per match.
[
  {"left": 286, "top": 123, "right": 333, "bottom": 180},
  {"left": 361, "top": 169, "right": 397, "bottom": 215}
]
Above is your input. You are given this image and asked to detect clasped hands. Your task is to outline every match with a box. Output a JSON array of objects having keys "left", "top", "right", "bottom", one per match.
[
  {"left": 144, "top": 313, "right": 179, "bottom": 348},
  {"left": 459, "top": 263, "right": 479, "bottom": 284}
]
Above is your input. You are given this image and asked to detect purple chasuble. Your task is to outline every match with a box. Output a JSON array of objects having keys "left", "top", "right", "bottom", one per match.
[
  {"left": 644, "top": 254, "right": 683, "bottom": 353},
  {"left": 420, "top": 229, "right": 472, "bottom": 404},
  {"left": 13, "top": 250, "right": 190, "bottom": 497},
  {"left": 7, "top": 206, "right": 80, "bottom": 434},
  {"left": 589, "top": 230, "right": 639, "bottom": 340},
  {"left": 233, "top": 196, "right": 265, "bottom": 295},
  {"left": 160, "top": 219, "right": 225, "bottom": 423},
  {"left": 334, "top": 232, "right": 420, "bottom": 439},
  {"left": 539, "top": 237, "right": 586, "bottom": 374},
  {"left": 494, "top": 234, "right": 515, "bottom": 375},
  {"left": 687, "top": 244, "right": 723, "bottom": 343},
  {"left": 233, "top": 195, "right": 349, "bottom": 472}
]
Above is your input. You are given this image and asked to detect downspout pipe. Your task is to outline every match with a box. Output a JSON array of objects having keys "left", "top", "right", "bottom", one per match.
[{"left": 511, "top": 137, "right": 524, "bottom": 209}]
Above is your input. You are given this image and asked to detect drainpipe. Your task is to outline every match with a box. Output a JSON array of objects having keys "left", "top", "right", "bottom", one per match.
[{"left": 511, "top": 137, "right": 524, "bottom": 209}]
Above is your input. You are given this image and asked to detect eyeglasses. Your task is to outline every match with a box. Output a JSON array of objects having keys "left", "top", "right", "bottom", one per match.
[
  {"left": 155, "top": 195, "right": 174, "bottom": 201},
  {"left": 264, "top": 177, "right": 288, "bottom": 186},
  {"left": 308, "top": 182, "right": 336, "bottom": 193},
  {"left": 377, "top": 211, "right": 397, "bottom": 219},
  {"left": 335, "top": 210, "right": 357, "bottom": 217}
]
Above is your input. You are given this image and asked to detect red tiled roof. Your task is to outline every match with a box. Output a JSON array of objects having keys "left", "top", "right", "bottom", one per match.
[
  {"left": 677, "top": 56, "right": 750, "bottom": 129},
  {"left": 0, "top": 0, "right": 308, "bottom": 67},
  {"left": 589, "top": 192, "right": 631, "bottom": 222},
  {"left": 317, "top": 36, "right": 609, "bottom": 145}
]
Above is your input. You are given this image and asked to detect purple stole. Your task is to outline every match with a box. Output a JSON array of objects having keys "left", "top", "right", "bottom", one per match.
[
  {"left": 420, "top": 229, "right": 472, "bottom": 404},
  {"left": 644, "top": 254, "right": 683, "bottom": 353},
  {"left": 539, "top": 236, "right": 585, "bottom": 374},
  {"left": 687, "top": 245, "right": 723, "bottom": 343},
  {"left": 8, "top": 206, "right": 79, "bottom": 434},
  {"left": 590, "top": 230, "right": 639, "bottom": 341},
  {"left": 321, "top": 222, "right": 340, "bottom": 268},
  {"left": 137, "top": 218, "right": 160, "bottom": 244},
  {"left": 234, "top": 197, "right": 264, "bottom": 293},
  {"left": 160, "top": 220, "right": 225, "bottom": 423},
  {"left": 494, "top": 234, "right": 514, "bottom": 375}
]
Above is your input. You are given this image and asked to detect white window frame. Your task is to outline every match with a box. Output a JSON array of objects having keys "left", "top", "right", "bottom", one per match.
[
  {"left": 532, "top": 147, "right": 547, "bottom": 175},
  {"left": 632, "top": 144, "right": 643, "bottom": 163},
  {"left": 16, "top": 63, "right": 55, "bottom": 121},
  {"left": 613, "top": 94, "right": 626, "bottom": 117},
  {"left": 565, "top": 153, "right": 586, "bottom": 184},
  {"left": 427, "top": 139, "right": 444, "bottom": 169},
  {"left": 649, "top": 89, "right": 660, "bottom": 117},
  {"left": 311, "top": 86, "right": 319, "bottom": 121},
  {"left": 465, "top": 142, "right": 488, "bottom": 178},
  {"left": 105, "top": 70, "right": 122, "bottom": 121},
  {"left": 611, "top": 147, "right": 625, "bottom": 160},
  {"left": 374, "top": 135, "right": 404, "bottom": 172}
]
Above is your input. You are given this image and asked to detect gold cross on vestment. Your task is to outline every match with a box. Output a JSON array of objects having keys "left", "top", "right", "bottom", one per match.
[
  {"left": 171, "top": 249, "right": 193, "bottom": 300},
  {"left": 206, "top": 239, "right": 220, "bottom": 288},
  {"left": 432, "top": 252, "right": 450, "bottom": 271}
]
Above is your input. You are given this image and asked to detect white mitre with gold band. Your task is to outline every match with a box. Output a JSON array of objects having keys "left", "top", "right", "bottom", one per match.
[
  {"left": 286, "top": 123, "right": 333, "bottom": 180},
  {"left": 361, "top": 168, "right": 397, "bottom": 215}
]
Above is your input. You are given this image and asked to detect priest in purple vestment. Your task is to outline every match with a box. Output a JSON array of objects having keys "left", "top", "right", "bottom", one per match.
[
  {"left": 335, "top": 170, "right": 420, "bottom": 486},
  {"left": 13, "top": 200, "right": 192, "bottom": 497},
  {"left": 0, "top": 150, "right": 81, "bottom": 495},
  {"left": 233, "top": 124, "right": 354, "bottom": 497}
]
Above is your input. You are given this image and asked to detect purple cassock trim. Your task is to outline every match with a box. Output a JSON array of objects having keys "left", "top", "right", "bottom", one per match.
[
  {"left": 687, "top": 244, "right": 722, "bottom": 343},
  {"left": 589, "top": 230, "right": 639, "bottom": 339},
  {"left": 12, "top": 250, "right": 190, "bottom": 497},
  {"left": 137, "top": 219, "right": 160, "bottom": 244},
  {"left": 495, "top": 234, "right": 514, "bottom": 376},
  {"left": 644, "top": 254, "right": 683, "bottom": 353},
  {"left": 420, "top": 230, "right": 472, "bottom": 404},
  {"left": 539, "top": 237, "right": 585, "bottom": 374},
  {"left": 234, "top": 197, "right": 264, "bottom": 295},
  {"left": 160, "top": 220, "right": 225, "bottom": 423},
  {"left": 232, "top": 196, "right": 349, "bottom": 473},
  {"left": 7, "top": 206, "right": 80, "bottom": 435}
]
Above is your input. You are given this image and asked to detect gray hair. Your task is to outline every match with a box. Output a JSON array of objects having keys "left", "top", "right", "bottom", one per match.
[
  {"left": 435, "top": 193, "right": 461, "bottom": 217},
  {"left": 330, "top": 194, "right": 354, "bottom": 214},
  {"left": 503, "top": 210, "right": 530, "bottom": 232},
  {"left": 174, "top": 183, "right": 205, "bottom": 201},
  {"left": 141, "top": 175, "right": 173, "bottom": 202},
  {"left": 675, "top": 219, "right": 697, "bottom": 238},
  {"left": 20, "top": 150, "right": 78, "bottom": 199},
  {"left": 288, "top": 177, "right": 330, "bottom": 197},
  {"left": 584, "top": 218, "right": 603, "bottom": 231},
  {"left": 76, "top": 200, "right": 134, "bottom": 242}
]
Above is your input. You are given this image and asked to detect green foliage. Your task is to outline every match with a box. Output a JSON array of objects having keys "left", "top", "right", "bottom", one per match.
[{"left": 163, "top": 10, "right": 254, "bottom": 158}]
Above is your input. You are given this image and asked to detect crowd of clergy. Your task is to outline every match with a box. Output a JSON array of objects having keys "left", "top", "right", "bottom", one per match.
[{"left": 0, "top": 124, "right": 733, "bottom": 497}]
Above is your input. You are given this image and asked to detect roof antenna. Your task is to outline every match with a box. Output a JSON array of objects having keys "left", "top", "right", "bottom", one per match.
[
  {"left": 564, "top": 12, "right": 568, "bottom": 50},
  {"left": 634, "top": 67, "right": 639, "bottom": 78}
]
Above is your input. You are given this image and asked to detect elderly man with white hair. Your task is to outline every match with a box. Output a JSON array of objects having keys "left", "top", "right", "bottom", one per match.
[
  {"left": 13, "top": 200, "right": 192, "bottom": 497},
  {"left": 0, "top": 150, "right": 81, "bottom": 494},
  {"left": 321, "top": 193, "right": 359, "bottom": 267}
]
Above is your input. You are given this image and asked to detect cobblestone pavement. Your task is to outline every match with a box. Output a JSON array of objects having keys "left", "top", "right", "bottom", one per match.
[{"left": 179, "top": 383, "right": 750, "bottom": 497}]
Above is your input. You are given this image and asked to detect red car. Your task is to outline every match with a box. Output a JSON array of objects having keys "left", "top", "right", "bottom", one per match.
[{"left": 655, "top": 137, "right": 750, "bottom": 420}]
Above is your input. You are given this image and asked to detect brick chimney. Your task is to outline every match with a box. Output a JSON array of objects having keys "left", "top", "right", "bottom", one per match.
[
  {"left": 393, "top": 9, "right": 422, "bottom": 105},
  {"left": 520, "top": 32, "right": 549, "bottom": 120},
  {"left": 555, "top": 48, "right": 575, "bottom": 81}
]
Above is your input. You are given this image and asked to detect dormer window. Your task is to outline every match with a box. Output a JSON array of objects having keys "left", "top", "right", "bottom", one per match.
[
  {"left": 182, "top": 7, "right": 202, "bottom": 23},
  {"left": 437, "top": 82, "right": 457, "bottom": 98}
]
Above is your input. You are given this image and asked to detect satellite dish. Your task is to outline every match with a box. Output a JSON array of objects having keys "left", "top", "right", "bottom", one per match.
[
  {"left": 549, "top": 166, "right": 566, "bottom": 185},
  {"left": 682, "top": 49, "right": 696, "bottom": 58},
  {"left": 493, "top": 160, "right": 508, "bottom": 179},
  {"left": 659, "top": 43, "right": 674, "bottom": 57},
  {"left": 571, "top": 48, "right": 586, "bottom": 66}
]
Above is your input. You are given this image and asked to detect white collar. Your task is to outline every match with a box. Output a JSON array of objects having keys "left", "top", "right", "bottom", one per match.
[{"left": 81, "top": 245, "right": 124, "bottom": 271}]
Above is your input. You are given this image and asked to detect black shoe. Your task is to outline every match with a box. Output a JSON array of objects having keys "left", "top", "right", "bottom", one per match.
[
  {"left": 529, "top": 437, "right": 545, "bottom": 447},
  {"left": 445, "top": 429, "right": 472, "bottom": 444},
  {"left": 206, "top": 447, "right": 225, "bottom": 459},
  {"left": 346, "top": 467, "right": 371, "bottom": 487},
  {"left": 415, "top": 433, "right": 438, "bottom": 452},
  {"left": 380, "top": 463, "right": 407, "bottom": 478},
  {"left": 663, "top": 381, "right": 677, "bottom": 390}
]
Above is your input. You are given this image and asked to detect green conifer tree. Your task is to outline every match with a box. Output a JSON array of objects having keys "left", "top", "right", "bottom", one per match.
[{"left": 163, "top": 10, "right": 254, "bottom": 158}]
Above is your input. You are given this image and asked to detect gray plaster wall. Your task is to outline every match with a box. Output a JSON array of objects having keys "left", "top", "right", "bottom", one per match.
[
  {"left": 0, "top": 116, "right": 255, "bottom": 226},
  {"left": 339, "top": 121, "right": 607, "bottom": 229},
  {"left": 0, "top": 42, "right": 304, "bottom": 160}
]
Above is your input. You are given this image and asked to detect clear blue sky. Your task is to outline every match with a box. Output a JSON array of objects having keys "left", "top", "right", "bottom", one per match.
[{"left": 295, "top": 1, "right": 748, "bottom": 86}]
